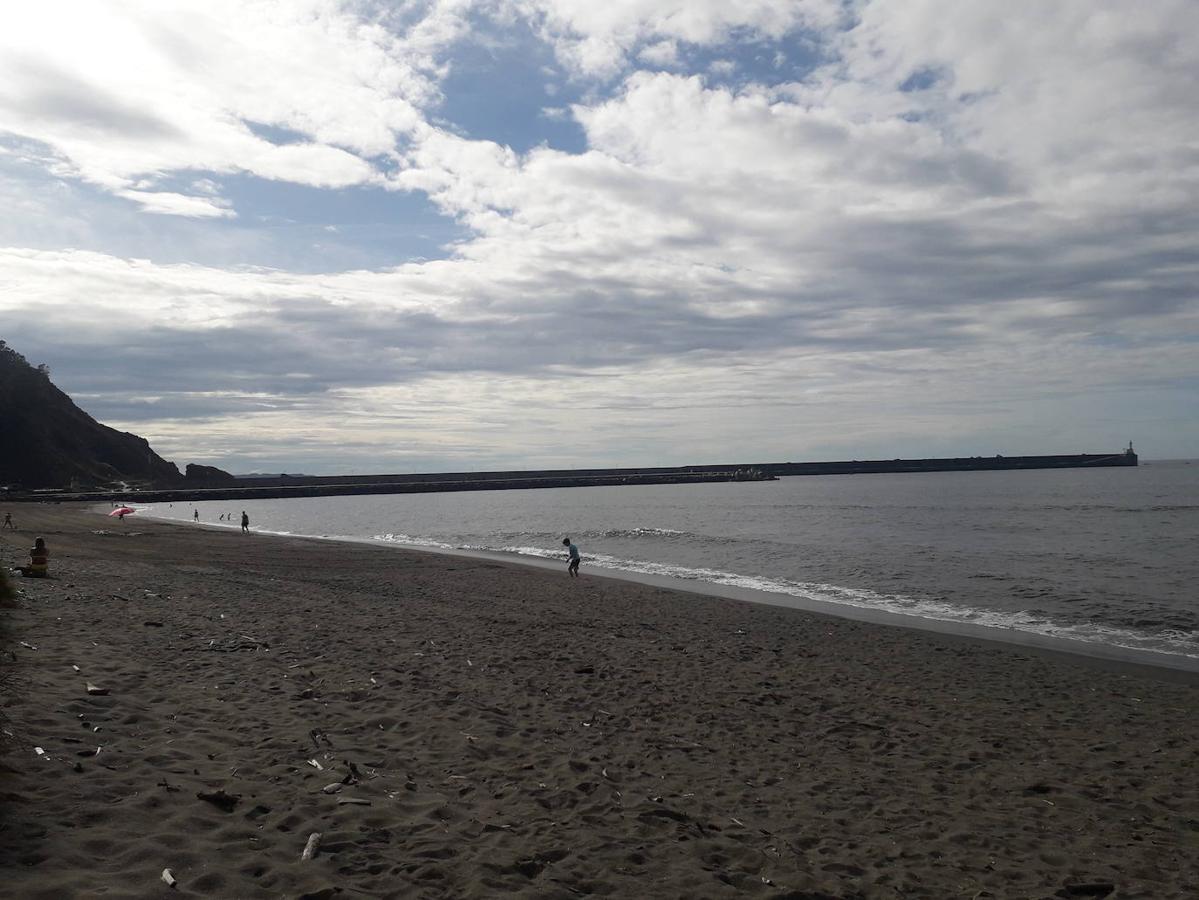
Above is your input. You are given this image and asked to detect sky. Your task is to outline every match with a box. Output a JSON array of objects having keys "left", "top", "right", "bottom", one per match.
[{"left": 1, "top": 0, "right": 1197, "bottom": 474}]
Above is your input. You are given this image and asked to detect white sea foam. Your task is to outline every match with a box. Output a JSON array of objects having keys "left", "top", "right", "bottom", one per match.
[
  {"left": 373, "top": 532, "right": 458, "bottom": 549},
  {"left": 462, "top": 543, "right": 1199, "bottom": 660}
]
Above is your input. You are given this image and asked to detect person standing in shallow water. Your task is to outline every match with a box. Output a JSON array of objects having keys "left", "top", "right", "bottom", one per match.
[
  {"left": 562, "top": 537, "right": 581, "bottom": 577},
  {"left": 241, "top": 511, "right": 249, "bottom": 533}
]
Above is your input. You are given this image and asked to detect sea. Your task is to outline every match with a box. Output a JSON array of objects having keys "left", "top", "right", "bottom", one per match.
[{"left": 135, "top": 461, "right": 1199, "bottom": 669}]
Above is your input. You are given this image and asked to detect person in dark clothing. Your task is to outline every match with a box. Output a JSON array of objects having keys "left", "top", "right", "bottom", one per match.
[
  {"left": 562, "top": 537, "right": 581, "bottom": 577},
  {"left": 15, "top": 537, "right": 48, "bottom": 577}
]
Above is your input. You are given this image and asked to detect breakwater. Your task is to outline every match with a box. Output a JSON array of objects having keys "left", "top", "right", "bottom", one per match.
[{"left": 9, "top": 449, "right": 1136, "bottom": 503}]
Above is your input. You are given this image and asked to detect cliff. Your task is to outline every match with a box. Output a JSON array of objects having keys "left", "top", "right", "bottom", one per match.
[{"left": 0, "top": 341, "right": 183, "bottom": 489}]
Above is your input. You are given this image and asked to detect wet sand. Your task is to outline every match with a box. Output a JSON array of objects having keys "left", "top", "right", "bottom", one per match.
[{"left": 1, "top": 504, "right": 1197, "bottom": 899}]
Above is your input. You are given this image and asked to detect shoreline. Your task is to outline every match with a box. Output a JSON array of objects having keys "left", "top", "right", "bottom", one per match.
[
  {"left": 137, "top": 505, "right": 1199, "bottom": 682},
  {"left": 2, "top": 504, "right": 1198, "bottom": 898}
]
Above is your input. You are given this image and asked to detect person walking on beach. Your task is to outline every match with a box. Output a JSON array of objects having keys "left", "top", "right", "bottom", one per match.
[
  {"left": 2, "top": 512, "right": 13, "bottom": 530},
  {"left": 241, "top": 511, "right": 250, "bottom": 533},
  {"left": 563, "top": 536, "right": 581, "bottom": 577},
  {"left": 193, "top": 509, "right": 199, "bottom": 523}
]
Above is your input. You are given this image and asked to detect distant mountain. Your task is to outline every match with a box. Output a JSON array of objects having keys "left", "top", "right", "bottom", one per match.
[{"left": 0, "top": 340, "right": 184, "bottom": 489}]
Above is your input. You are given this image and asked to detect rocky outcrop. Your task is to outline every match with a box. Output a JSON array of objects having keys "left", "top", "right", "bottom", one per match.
[
  {"left": 0, "top": 341, "right": 183, "bottom": 489},
  {"left": 184, "top": 463, "right": 237, "bottom": 486}
]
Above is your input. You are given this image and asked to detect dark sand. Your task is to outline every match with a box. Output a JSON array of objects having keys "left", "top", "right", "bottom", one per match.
[{"left": 1, "top": 505, "right": 1197, "bottom": 899}]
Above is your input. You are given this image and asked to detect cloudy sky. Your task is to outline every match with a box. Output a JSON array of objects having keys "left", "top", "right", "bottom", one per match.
[{"left": 2, "top": 1, "right": 1197, "bottom": 474}]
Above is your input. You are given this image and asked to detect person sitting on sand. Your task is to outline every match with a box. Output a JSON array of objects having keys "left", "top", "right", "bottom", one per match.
[
  {"left": 563, "top": 536, "right": 581, "bottom": 577},
  {"left": 15, "top": 537, "right": 49, "bottom": 578}
]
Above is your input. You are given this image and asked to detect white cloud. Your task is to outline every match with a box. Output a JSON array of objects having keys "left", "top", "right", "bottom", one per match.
[
  {"left": 0, "top": 0, "right": 465, "bottom": 215},
  {"left": 512, "top": 0, "right": 844, "bottom": 77},
  {"left": 2, "top": 1, "right": 1198, "bottom": 467},
  {"left": 115, "top": 189, "right": 235, "bottom": 218},
  {"left": 637, "top": 39, "right": 680, "bottom": 68}
]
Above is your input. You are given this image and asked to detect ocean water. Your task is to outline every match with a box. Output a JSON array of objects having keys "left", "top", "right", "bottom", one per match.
[{"left": 136, "top": 461, "right": 1199, "bottom": 665}]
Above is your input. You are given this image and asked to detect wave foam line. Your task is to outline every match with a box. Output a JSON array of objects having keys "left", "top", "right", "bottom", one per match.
[{"left": 474, "top": 544, "right": 1199, "bottom": 660}]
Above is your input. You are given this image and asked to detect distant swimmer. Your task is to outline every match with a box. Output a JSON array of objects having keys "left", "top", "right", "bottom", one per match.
[
  {"left": 241, "top": 511, "right": 250, "bottom": 534},
  {"left": 562, "top": 536, "right": 581, "bottom": 577}
]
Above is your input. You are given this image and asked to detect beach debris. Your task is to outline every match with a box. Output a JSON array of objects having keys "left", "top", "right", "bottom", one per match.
[
  {"left": 574, "top": 665, "right": 595, "bottom": 675},
  {"left": 196, "top": 789, "right": 241, "bottom": 812},
  {"left": 72, "top": 665, "right": 80, "bottom": 672},
  {"left": 321, "top": 783, "right": 342, "bottom": 794},
  {"left": 76, "top": 746, "right": 102, "bottom": 757},
  {"left": 341, "top": 760, "right": 363, "bottom": 784},
  {"left": 19, "top": 641, "right": 37, "bottom": 651},
  {"left": 111, "top": 594, "right": 130, "bottom": 602},
  {"left": 144, "top": 621, "right": 164, "bottom": 627},
  {"left": 34, "top": 746, "right": 45, "bottom": 756},
  {"left": 297, "top": 889, "right": 339, "bottom": 900},
  {"left": 301, "top": 832, "right": 322, "bottom": 861},
  {"left": 338, "top": 797, "right": 371, "bottom": 806},
  {"left": 1056, "top": 883, "right": 1115, "bottom": 898},
  {"left": 85, "top": 683, "right": 109, "bottom": 696},
  {"left": 161, "top": 868, "right": 177, "bottom": 888},
  {"left": 200, "top": 635, "right": 270, "bottom": 653},
  {"left": 307, "top": 758, "right": 324, "bottom": 770}
]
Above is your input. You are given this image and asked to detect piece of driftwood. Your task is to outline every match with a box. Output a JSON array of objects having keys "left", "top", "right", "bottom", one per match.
[
  {"left": 337, "top": 797, "right": 371, "bottom": 806},
  {"left": 85, "top": 683, "right": 109, "bottom": 696},
  {"left": 301, "top": 832, "right": 322, "bottom": 861},
  {"left": 161, "top": 868, "right": 177, "bottom": 887}
]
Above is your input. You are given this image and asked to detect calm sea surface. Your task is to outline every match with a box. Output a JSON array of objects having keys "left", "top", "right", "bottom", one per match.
[{"left": 137, "top": 461, "right": 1198, "bottom": 664}]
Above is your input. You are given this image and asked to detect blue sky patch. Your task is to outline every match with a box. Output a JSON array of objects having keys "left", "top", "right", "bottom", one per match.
[{"left": 436, "top": 16, "right": 587, "bottom": 154}]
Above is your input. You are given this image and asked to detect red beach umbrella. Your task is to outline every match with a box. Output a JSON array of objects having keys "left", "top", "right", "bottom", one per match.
[{"left": 109, "top": 506, "right": 136, "bottom": 517}]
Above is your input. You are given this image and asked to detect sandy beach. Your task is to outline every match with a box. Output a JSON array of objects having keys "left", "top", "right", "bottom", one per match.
[{"left": 1, "top": 504, "right": 1197, "bottom": 899}]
